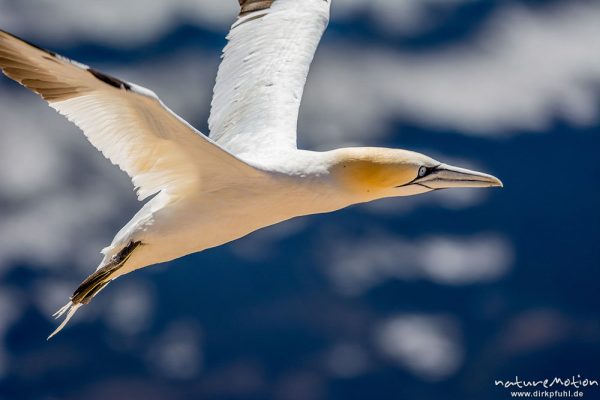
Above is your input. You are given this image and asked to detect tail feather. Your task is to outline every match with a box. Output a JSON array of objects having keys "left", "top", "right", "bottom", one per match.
[
  {"left": 47, "top": 240, "right": 142, "bottom": 339},
  {"left": 52, "top": 302, "right": 73, "bottom": 319},
  {"left": 47, "top": 302, "right": 82, "bottom": 340}
]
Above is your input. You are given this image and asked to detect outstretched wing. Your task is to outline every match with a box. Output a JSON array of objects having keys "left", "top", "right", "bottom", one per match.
[
  {"left": 209, "top": 0, "right": 331, "bottom": 155},
  {"left": 0, "top": 30, "right": 257, "bottom": 201}
]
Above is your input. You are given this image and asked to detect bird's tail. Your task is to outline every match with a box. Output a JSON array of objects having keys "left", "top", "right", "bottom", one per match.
[{"left": 48, "top": 241, "right": 142, "bottom": 340}]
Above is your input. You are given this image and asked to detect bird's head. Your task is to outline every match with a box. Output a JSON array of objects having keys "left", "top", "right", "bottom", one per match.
[{"left": 331, "top": 147, "right": 502, "bottom": 201}]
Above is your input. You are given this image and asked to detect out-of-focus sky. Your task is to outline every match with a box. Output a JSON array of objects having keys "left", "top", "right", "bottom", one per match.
[{"left": 0, "top": 1, "right": 599, "bottom": 399}]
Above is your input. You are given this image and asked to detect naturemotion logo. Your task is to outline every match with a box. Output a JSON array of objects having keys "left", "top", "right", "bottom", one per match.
[{"left": 494, "top": 375, "right": 599, "bottom": 398}]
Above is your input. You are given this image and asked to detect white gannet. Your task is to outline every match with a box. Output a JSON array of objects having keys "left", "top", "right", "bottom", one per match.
[{"left": 0, "top": 0, "right": 502, "bottom": 339}]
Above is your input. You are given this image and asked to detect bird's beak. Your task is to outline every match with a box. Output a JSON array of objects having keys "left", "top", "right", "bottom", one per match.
[{"left": 414, "top": 163, "right": 503, "bottom": 189}]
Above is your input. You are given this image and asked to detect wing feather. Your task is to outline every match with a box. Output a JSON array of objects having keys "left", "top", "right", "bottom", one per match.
[
  {"left": 209, "top": 0, "right": 330, "bottom": 155},
  {"left": 0, "top": 29, "right": 257, "bottom": 200}
]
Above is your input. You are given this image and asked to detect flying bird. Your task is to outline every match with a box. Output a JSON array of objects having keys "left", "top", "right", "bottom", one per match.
[{"left": 0, "top": 0, "right": 502, "bottom": 339}]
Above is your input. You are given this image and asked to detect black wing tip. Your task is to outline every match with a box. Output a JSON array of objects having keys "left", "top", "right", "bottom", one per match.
[
  {"left": 0, "top": 28, "right": 133, "bottom": 93},
  {"left": 88, "top": 67, "right": 132, "bottom": 91},
  {"left": 239, "top": 0, "right": 274, "bottom": 16},
  {"left": 72, "top": 241, "right": 142, "bottom": 305}
]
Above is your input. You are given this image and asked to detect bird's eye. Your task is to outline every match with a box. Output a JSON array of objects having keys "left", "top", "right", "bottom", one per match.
[{"left": 418, "top": 166, "right": 428, "bottom": 177}]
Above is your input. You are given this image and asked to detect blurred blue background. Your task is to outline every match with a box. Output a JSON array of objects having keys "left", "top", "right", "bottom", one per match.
[{"left": 0, "top": 1, "right": 599, "bottom": 399}]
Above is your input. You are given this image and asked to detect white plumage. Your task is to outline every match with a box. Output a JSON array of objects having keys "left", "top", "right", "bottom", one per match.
[
  {"left": 0, "top": 0, "right": 501, "bottom": 339},
  {"left": 210, "top": 0, "right": 330, "bottom": 154}
]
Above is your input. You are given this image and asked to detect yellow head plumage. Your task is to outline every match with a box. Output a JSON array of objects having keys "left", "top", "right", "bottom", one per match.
[{"left": 330, "top": 147, "right": 502, "bottom": 201}]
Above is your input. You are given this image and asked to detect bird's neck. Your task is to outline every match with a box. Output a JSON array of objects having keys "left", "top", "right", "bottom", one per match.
[{"left": 253, "top": 149, "right": 388, "bottom": 212}]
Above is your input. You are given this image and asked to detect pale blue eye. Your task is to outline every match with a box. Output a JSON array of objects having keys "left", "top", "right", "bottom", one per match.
[{"left": 418, "top": 166, "right": 427, "bottom": 177}]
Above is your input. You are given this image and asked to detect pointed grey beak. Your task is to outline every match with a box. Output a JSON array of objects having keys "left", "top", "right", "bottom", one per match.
[{"left": 414, "top": 163, "right": 503, "bottom": 189}]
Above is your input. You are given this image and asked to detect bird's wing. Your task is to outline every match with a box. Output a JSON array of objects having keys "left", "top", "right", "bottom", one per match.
[
  {"left": 0, "top": 30, "right": 258, "bottom": 201},
  {"left": 208, "top": 0, "right": 331, "bottom": 155}
]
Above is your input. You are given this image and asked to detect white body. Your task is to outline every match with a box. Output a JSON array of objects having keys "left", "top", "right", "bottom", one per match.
[
  {"left": 115, "top": 149, "right": 354, "bottom": 277},
  {"left": 0, "top": 0, "right": 502, "bottom": 337}
]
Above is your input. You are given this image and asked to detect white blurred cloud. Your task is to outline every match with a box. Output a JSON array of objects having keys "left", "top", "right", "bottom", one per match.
[
  {"left": 147, "top": 320, "right": 203, "bottom": 379},
  {"left": 0, "top": 0, "right": 472, "bottom": 46},
  {"left": 0, "top": 171, "right": 133, "bottom": 272},
  {"left": 325, "top": 232, "right": 513, "bottom": 295},
  {"left": 32, "top": 279, "right": 77, "bottom": 317},
  {"left": 302, "top": 2, "right": 600, "bottom": 147},
  {"left": 332, "top": 0, "right": 470, "bottom": 35},
  {"left": 105, "top": 281, "right": 155, "bottom": 336},
  {"left": 375, "top": 314, "right": 463, "bottom": 381},
  {"left": 0, "top": 0, "right": 238, "bottom": 46}
]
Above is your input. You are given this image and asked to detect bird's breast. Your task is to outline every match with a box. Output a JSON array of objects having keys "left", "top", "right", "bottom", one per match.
[{"left": 175, "top": 176, "right": 347, "bottom": 251}]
